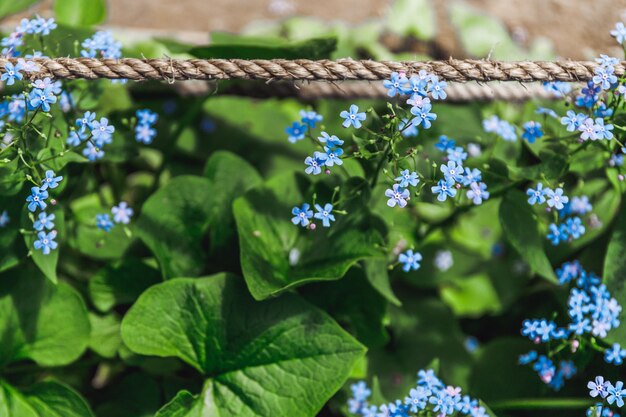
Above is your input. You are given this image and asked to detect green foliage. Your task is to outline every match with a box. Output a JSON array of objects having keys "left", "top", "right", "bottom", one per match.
[
  {"left": 190, "top": 35, "right": 337, "bottom": 59},
  {"left": 53, "top": 0, "right": 106, "bottom": 27},
  {"left": 121, "top": 274, "right": 365, "bottom": 416},
  {"left": 0, "top": 0, "right": 40, "bottom": 20}
]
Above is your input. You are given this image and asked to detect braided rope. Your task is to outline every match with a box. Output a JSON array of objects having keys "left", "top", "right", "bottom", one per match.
[
  {"left": 1, "top": 57, "right": 622, "bottom": 82},
  {"left": 221, "top": 81, "right": 562, "bottom": 101}
]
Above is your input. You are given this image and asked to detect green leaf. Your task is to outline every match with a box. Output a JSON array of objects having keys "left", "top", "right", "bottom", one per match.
[
  {"left": 363, "top": 259, "right": 401, "bottom": 306},
  {"left": 53, "top": 0, "right": 106, "bottom": 27},
  {"left": 507, "top": 151, "right": 569, "bottom": 182},
  {"left": 88, "top": 312, "right": 122, "bottom": 358},
  {"left": 0, "top": 266, "right": 90, "bottom": 367},
  {"left": 499, "top": 190, "right": 557, "bottom": 282},
  {"left": 203, "top": 151, "right": 262, "bottom": 253},
  {"left": 440, "top": 274, "right": 502, "bottom": 317},
  {"left": 0, "top": 0, "right": 39, "bottom": 20},
  {"left": 0, "top": 380, "right": 95, "bottom": 417},
  {"left": 385, "top": 0, "right": 435, "bottom": 40},
  {"left": 121, "top": 273, "right": 365, "bottom": 417},
  {"left": 604, "top": 200, "right": 626, "bottom": 344},
  {"left": 233, "top": 174, "right": 385, "bottom": 299},
  {"left": 136, "top": 176, "right": 213, "bottom": 278},
  {"left": 154, "top": 391, "right": 197, "bottom": 417},
  {"left": 190, "top": 35, "right": 337, "bottom": 59},
  {"left": 22, "top": 209, "right": 65, "bottom": 284},
  {"left": 67, "top": 191, "right": 135, "bottom": 261},
  {"left": 88, "top": 259, "right": 161, "bottom": 313}
]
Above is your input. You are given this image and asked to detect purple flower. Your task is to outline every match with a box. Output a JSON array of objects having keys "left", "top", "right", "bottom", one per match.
[{"left": 385, "top": 184, "right": 410, "bottom": 208}]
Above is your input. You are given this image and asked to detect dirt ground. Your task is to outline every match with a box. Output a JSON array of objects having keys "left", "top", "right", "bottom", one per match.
[{"left": 6, "top": 0, "right": 626, "bottom": 59}]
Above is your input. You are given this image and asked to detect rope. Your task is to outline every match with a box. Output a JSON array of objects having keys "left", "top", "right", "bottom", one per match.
[
  {"left": 1, "top": 57, "right": 622, "bottom": 82},
  {"left": 180, "top": 80, "right": 564, "bottom": 101}
]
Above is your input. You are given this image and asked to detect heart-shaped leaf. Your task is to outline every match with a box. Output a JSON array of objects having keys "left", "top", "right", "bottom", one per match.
[
  {"left": 499, "top": 190, "right": 557, "bottom": 282},
  {"left": 0, "top": 380, "right": 95, "bottom": 417},
  {"left": 0, "top": 266, "right": 90, "bottom": 368},
  {"left": 136, "top": 176, "right": 213, "bottom": 278},
  {"left": 233, "top": 174, "right": 385, "bottom": 299},
  {"left": 121, "top": 273, "right": 365, "bottom": 417}
]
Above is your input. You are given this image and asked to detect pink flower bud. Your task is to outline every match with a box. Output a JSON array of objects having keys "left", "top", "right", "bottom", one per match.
[
  {"left": 619, "top": 174, "right": 625, "bottom": 181},
  {"left": 455, "top": 183, "right": 461, "bottom": 189},
  {"left": 325, "top": 169, "right": 331, "bottom": 175},
  {"left": 571, "top": 339, "right": 580, "bottom": 353},
  {"left": 50, "top": 199, "right": 57, "bottom": 206},
  {"left": 309, "top": 223, "right": 316, "bottom": 230}
]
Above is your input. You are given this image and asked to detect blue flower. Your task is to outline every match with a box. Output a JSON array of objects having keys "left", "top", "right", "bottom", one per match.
[
  {"left": 350, "top": 381, "right": 371, "bottom": 402},
  {"left": 67, "top": 130, "right": 88, "bottom": 146},
  {"left": 90, "top": 117, "right": 115, "bottom": 146},
  {"left": 435, "top": 135, "right": 455, "bottom": 151},
  {"left": 417, "top": 369, "right": 443, "bottom": 390},
  {"left": 595, "top": 102, "right": 614, "bottom": 118},
  {"left": 410, "top": 102, "right": 437, "bottom": 129},
  {"left": 556, "top": 260, "right": 582, "bottom": 284},
  {"left": 1, "top": 62, "right": 23, "bottom": 85},
  {"left": 398, "top": 249, "right": 422, "bottom": 272},
  {"left": 446, "top": 146, "right": 467, "bottom": 164},
  {"left": 41, "top": 170, "right": 62, "bottom": 190},
  {"left": 588, "top": 376, "right": 609, "bottom": 399},
  {"left": 461, "top": 167, "right": 482, "bottom": 186},
  {"left": 547, "top": 223, "right": 563, "bottom": 245},
  {"left": 431, "top": 179, "right": 456, "bottom": 202},
  {"left": 565, "top": 216, "right": 585, "bottom": 239},
  {"left": 81, "top": 31, "right": 122, "bottom": 59},
  {"left": 404, "top": 387, "right": 431, "bottom": 412},
  {"left": 536, "top": 107, "right": 558, "bottom": 119},
  {"left": 319, "top": 146, "right": 343, "bottom": 167},
  {"left": 570, "top": 196, "right": 592, "bottom": 215},
  {"left": 440, "top": 161, "right": 464, "bottom": 184},
  {"left": 593, "top": 65, "right": 617, "bottom": 90},
  {"left": 398, "top": 118, "right": 418, "bottom": 137},
  {"left": 96, "top": 214, "right": 114, "bottom": 232},
  {"left": 522, "top": 121, "right": 543, "bottom": 143},
  {"left": 383, "top": 72, "right": 409, "bottom": 97},
  {"left": 546, "top": 188, "right": 569, "bottom": 210},
  {"left": 576, "top": 81, "right": 601, "bottom": 108},
  {"left": 340, "top": 104, "right": 366, "bottom": 128},
  {"left": 385, "top": 184, "right": 410, "bottom": 208},
  {"left": 595, "top": 118, "right": 614, "bottom": 140},
  {"left": 401, "top": 75, "right": 427, "bottom": 97},
  {"left": 111, "top": 202, "right": 133, "bottom": 224},
  {"left": 543, "top": 81, "right": 571, "bottom": 97},
  {"left": 428, "top": 78, "right": 447, "bottom": 100},
  {"left": 612, "top": 22, "right": 626, "bottom": 44},
  {"left": 304, "top": 152, "right": 325, "bottom": 175},
  {"left": 33, "top": 230, "right": 57, "bottom": 255},
  {"left": 561, "top": 110, "right": 586, "bottom": 132},
  {"left": 135, "top": 123, "right": 156, "bottom": 144},
  {"left": 285, "top": 122, "right": 307, "bottom": 143},
  {"left": 519, "top": 350, "right": 538, "bottom": 365},
  {"left": 497, "top": 120, "right": 518, "bottom": 141},
  {"left": 429, "top": 391, "right": 454, "bottom": 415},
  {"left": 605, "top": 343, "right": 626, "bottom": 365},
  {"left": 317, "top": 132, "right": 344, "bottom": 147},
  {"left": 291, "top": 204, "right": 313, "bottom": 227},
  {"left": 76, "top": 111, "right": 96, "bottom": 133},
  {"left": 314, "top": 203, "right": 335, "bottom": 227},
  {"left": 467, "top": 182, "right": 489, "bottom": 205},
  {"left": 33, "top": 212, "right": 55, "bottom": 231},
  {"left": 607, "top": 381, "right": 626, "bottom": 408},
  {"left": 26, "top": 186, "right": 49, "bottom": 212},
  {"left": 83, "top": 142, "right": 104, "bottom": 161},
  {"left": 136, "top": 109, "right": 158, "bottom": 125},
  {"left": 0, "top": 210, "right": 10, "bottom": 227},
  {"left": 28, "top": 87, "right": 57, "bottom": 112},
  {"left": 579, "top": 117, "right": 599, "bottom": 141},
  {"left": 300, "top": 110, "right": 322, "bottom": 128},
  {"left": 483, "top": 115, "right": 500, "bottom": 133},
  {"left": 395, "top": 170, "right": 419, "bottom": 188}
]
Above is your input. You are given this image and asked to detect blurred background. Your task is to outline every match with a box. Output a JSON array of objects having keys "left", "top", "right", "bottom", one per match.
[{"left": 3, "top": 0, "right": 626, "bottom": 60}]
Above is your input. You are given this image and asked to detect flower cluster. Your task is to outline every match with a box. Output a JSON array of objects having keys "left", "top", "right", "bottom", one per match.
[
  {"left": 96, "top": 202, "right": 134, "bottom": 233},
  {"left": 482, "top": 115, "right": 517, "bottom": 141},
  {"left": 1, "top": 16, "right": 57, "bottom": 57},
  {"left": 285, "top": 109, "right": 324, "bottom": 143},
  {"left": 291, "top": 202, "right": 335, "bottom": 229},
  {"left": 431, "top": 144, "right": 489, "bottom": 205},
  {"left": 135, "top": 109, "right": 158, "bottom": 144},
  {"left": 304, "top": 132, "right": 345, "bottom": 175},
  {"left": 25, "top": 170, "right": 63, "bottom": 255},
  {"left": 348, "top": 369, "right": 487, "bottom": 417},
  {"left": 80, "top": 31, "right": 123, "bottom": 59},
  {"left": 587, "top": 376, "right": 626, "bottom": 416},
  {"left": 543, "top": 81, "right": 572, "bottom": 97},
  {"left": 69, "top": 111, "right": 116, "bottom": 161},
  {"left": 519, "top": 262, "right": 623, "bottom": 391}
]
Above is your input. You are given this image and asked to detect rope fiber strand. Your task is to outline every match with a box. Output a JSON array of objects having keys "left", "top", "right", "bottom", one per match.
[{"left": 2, "top": 57, "right": 623, "bottom": 82}]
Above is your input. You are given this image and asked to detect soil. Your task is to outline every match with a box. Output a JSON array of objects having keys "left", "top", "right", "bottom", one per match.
[{"left": 4, "top": 0, "right": 626, "bottom": 59}]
